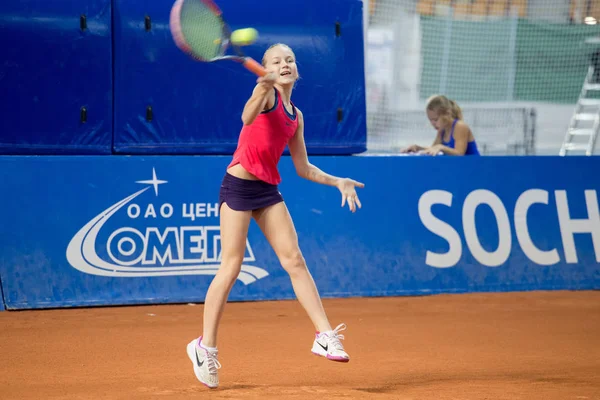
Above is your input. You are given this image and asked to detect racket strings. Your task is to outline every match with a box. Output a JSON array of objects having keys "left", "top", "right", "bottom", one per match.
[{"left": 180, "top": 1, "right": 225, "bottom": 60}]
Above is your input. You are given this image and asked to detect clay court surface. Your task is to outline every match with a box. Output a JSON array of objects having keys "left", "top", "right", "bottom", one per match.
[{"left": 1, "top": 290, "right": 599, "bottom": 400}]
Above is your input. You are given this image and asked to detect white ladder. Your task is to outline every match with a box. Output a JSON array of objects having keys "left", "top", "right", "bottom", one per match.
[{"left": 560, "top": 65, "right": 600, "bottom": 156}]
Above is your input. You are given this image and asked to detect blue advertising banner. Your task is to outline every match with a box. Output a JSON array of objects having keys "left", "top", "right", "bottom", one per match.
[
  {"left": 0, "top": 155, "right": 598, "bottom": 309},
  {"left": 0, "top": 283, "right": 5, "bottom": 311}
]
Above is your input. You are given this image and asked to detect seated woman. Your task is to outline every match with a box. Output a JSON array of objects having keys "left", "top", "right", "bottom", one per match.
[{"left": 402, "top": 95, "right": 480, "bottom": 156}]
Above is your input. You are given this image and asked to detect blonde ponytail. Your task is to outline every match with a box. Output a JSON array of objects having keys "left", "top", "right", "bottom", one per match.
[{"left": 448, "top": 99, "right": 463, "bottom": 120}]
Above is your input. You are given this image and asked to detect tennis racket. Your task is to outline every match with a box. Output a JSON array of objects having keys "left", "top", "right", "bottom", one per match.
[{"left": 169, "top": 0, "right": 267, "bottom": 77}]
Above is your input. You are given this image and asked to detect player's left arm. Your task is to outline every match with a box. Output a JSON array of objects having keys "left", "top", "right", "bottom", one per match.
[
  {"left": 288, "top": 109, "right": 338, "bottom": 186},
  {"left": 288, "top": 108, "right": 365, "bottom": 212},
  {"left": 438, "top": 122, "right": 470, "bottom": 156}
]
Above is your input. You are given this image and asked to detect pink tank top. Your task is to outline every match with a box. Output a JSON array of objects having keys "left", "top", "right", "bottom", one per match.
[{"left": 228, "top": 88, "right": 299, "bottom": 185}]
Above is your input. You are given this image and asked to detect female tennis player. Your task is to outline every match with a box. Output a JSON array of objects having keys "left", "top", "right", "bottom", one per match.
[
  {"left": 402, "top": 95, "right": 480, "bottom": 156},
  {"left": 186, "top": 43, "right": 364, "bottom": 389}
]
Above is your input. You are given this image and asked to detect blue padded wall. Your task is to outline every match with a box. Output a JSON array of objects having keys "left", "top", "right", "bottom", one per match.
[
  {"left": 0, "top": 0, "right": 113, "bottom": 154},
  {"left": 112, "top": 0, "right": 366, "bottom": 155}
]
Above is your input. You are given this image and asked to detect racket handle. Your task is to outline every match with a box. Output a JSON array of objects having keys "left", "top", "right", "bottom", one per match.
[{"left": 243, "top": 57, "right": 267, "bottom": 77}]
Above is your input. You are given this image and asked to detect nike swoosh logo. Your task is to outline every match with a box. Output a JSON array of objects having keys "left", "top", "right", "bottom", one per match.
[
  {"left": 318, "top": 341, "right": 328, "bottom": 351},
  {"left": 195, "top": 349, "right": 204, "bottom": 367}
]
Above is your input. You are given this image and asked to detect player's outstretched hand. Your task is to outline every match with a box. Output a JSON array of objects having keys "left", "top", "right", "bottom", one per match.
[
  {"left": 420, "top": 144, "right": 443, "bottom": 156},
  {"left": 257, "top": 72, "right": 277, "bottom": 88},
  {"left": 337, "top": 178, "right": 365, "bottom": 213},
  {"left": 401, "top": 144, "right": 420, "bottom": 153}
]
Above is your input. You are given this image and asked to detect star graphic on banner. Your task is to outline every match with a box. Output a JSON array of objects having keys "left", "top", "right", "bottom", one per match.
[{"left": 136, "top": 167, "right": 168, "bottom": 196}]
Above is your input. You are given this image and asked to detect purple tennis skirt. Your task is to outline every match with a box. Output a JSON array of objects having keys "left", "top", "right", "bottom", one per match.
[{"left": 218, "top": 172, "right": 284, "bottom": 212}]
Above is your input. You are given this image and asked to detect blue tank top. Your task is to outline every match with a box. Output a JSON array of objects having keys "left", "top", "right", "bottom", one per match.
[{"left": 441, "top": 119, "right": 480, "bottom": 156}]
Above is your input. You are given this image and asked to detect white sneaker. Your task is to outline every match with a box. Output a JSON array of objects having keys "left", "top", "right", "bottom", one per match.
[
  {"left": 186, "top": 337, "right": 221, "bottom": 388},
  {"left": 311, "top": 323, "right": 350, "bottom": 362}
]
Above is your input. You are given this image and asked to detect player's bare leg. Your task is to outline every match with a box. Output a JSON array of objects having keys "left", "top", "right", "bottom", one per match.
[
  {"left": 253, "top": 202, "right": 349, "bottom": 362},
  {"left": 187, "top": 203, "right": 252, "bottom": 388}
]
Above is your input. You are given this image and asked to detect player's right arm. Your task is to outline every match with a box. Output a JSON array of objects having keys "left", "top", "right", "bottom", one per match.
[
  {"left": 241, "top": 73, "right": 277, "bottom": 125},
  {"left": 431, "top": 131, "right": 443, "bottom": 146},
  {"left": 401, "top": 133, "right": 441, "bottom": 153}
]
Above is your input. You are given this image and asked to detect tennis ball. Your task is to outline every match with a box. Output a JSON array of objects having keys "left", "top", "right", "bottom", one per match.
[{"left": 230, "top": 28, "right": 258, "bottom": 46}]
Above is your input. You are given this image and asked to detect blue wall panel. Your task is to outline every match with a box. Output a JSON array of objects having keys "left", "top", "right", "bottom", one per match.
[
  {"left": 112, "top": 0, "right": 366, "bottom": 155},
  {"left": 0, "top": 155, "right": 598, "bottom": 310},
  {"left": 0, "top": 0, "right": 112, "bottom": 154}
]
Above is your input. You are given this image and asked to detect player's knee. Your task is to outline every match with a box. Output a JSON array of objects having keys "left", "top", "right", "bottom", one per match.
[
  {"left": 280, "top": 251, "right": 306, "bottom": 276},
  {"left": 219, "top": 256, "right": 244, "bottom": 279}
]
